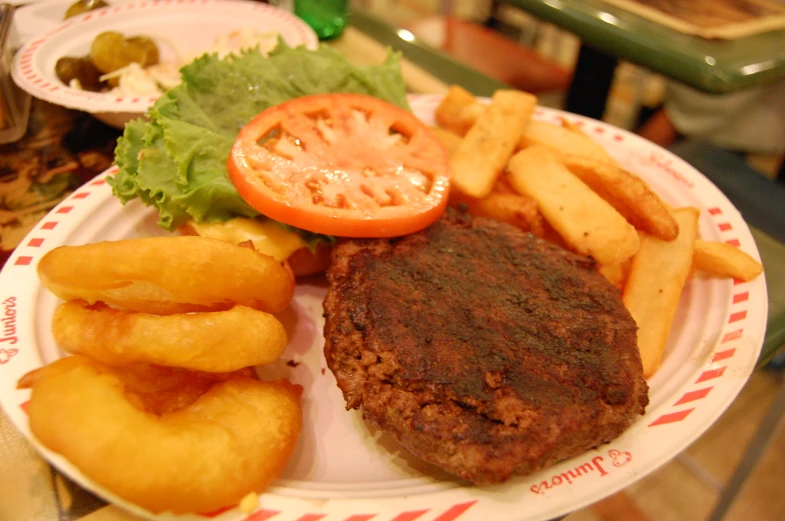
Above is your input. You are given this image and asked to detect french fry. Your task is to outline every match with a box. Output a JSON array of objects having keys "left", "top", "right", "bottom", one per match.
[
  {"left": 519, "top": 119, "right": 620, "bottom": 167},
  {"left": 507, "top": 146, "right": 640, "bottom": 266},
  {"left": 560, "top": 118, "right": 588, "bottom": 135},
  {"left": 450, "top": 89, "right": 537, "bottom": 199},
  {"left": 436, "top": 101, "right": 677, "bottom": 242},
  {"left": 560, "top": 156, "right": 679, "bottom": 242},
  {"left": 429, "top": 126, "right": 463, "bottom": 158},
  {"left": 434, "top": 85, "right": 488, "bottom": 136},
  {"left": 693, "top": 239, "right": 764, "bottom": 281},
  {"left": 493, "top": 173, "right": 517, "bottom": 194},
  {"left": 598, "top": 260, "right": 632, "bottom": 291},
  {"left": 436, "top": 101, "right": 624, "bottom": 169},
  {"left": 622, "top": 207, "right": 700, "bottom": 377},
  {"left": 515, "top": 119, "right": 681, "bottom": 241},
  {"left": 453, "top": 191, "right": 546, "bottom": 237},
  {"left": 540, "top": 220, "right": 570, "bottom": 251}
]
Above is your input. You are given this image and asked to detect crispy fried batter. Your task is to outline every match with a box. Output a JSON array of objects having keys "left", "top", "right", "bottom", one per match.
[
  {"left": 52, "top": 301, "right": 288, "bottom": 372},
  {"left": 19, "top": 356, "right": 302, "bottom": 514},
  {"left": 37, "top": 236, "right": 295, "bottom": 315}
]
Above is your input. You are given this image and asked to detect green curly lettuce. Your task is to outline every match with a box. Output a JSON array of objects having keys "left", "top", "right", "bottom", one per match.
[{"left": 108, "top": 41, "right": 410, "bottom": 231}]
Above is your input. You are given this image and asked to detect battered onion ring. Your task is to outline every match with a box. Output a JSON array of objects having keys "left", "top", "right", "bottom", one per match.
[
  {"left": 37, "top": 236, "right": 295, "bottom": 315},
  {"left": 19, "top": 356, "right": 302, "bottom": 514},
  {"left": 52, "top": 301, "right": 288, "bottom": 372}
]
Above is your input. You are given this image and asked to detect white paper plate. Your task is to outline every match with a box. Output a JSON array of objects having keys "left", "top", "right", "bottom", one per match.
[
  {"left": 13, "top": 0, "right": 137, "bottom": 45},
  {"left": 0, "top": 95, "right": 767, "bottom": 521},
  {"left": 11, "top": 0, "right": 318, "bottom": 126}
]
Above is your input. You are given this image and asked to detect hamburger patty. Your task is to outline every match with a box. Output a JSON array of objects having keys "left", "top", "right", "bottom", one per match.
[{"left": 322, "top": 209, "right": 649, "bottom": 484}]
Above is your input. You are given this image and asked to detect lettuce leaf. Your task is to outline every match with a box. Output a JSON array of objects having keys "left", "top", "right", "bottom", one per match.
[{"left": 108, "top": 41, "right": 410, "bottom": 230}]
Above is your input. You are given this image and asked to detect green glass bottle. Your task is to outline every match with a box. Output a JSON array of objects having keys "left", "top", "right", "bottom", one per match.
[{"left": 270, "top": 0, "right": 348, "bottom": 41}]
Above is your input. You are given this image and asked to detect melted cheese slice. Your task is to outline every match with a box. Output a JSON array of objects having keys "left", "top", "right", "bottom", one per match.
[{"left": 188, "top": 218, "right": 304, "bottom": 262}]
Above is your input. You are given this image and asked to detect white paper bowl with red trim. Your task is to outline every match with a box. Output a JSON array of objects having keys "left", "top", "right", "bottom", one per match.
[
  {"left": 0, "top": 95, "right": 768, "bottom": 521},
  {"left": 11, "top": 0, "right": 319, "bottom": 129}
]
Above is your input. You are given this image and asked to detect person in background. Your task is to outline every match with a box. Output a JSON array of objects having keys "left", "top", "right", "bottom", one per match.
[{"left": 637, "top": 78, "right": 785, "bottom": 176}]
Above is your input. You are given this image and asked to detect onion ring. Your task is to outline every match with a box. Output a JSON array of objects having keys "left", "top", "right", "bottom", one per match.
[
  {"left": 37, "top": 236, "right": 295, "bottom": 315},
  {"left": 19, "top": 356, "right": 302, "bottom": 514},
  {"left": 51, "top": 301, "right": 288, "bottom": 372}
]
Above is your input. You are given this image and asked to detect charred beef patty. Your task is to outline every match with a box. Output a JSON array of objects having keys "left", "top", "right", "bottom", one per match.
[{"left": 323, "top": 210, "right": 649, "bottom": 485}]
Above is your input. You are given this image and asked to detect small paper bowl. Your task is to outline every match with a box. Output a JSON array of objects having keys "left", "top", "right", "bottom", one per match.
[{"left": 11, "top": 0, "right": 319, "bottom": 128}]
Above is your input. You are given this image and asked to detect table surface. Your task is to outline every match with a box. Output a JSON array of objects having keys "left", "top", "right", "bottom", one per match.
[
  {"left": 503, "top": 0, "right": 785, "bottom": 94},
  {"left": 1, "top": 7, "right": 784, "bottom": 521}
]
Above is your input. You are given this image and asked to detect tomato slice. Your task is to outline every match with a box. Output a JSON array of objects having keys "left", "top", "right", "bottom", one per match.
[{"left": 227, "top": 93, "right": 451, "bottom": 238}]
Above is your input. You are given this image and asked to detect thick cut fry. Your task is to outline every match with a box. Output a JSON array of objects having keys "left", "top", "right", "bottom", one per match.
[
  {"left": 507, "top": 146, "right": 640, "bottom": 265},
  {"left": 560, "top": 155, "right": 679, "bottom": 241},
  {"left": 493, "top": 174, "right": 517, "bottom": 194},
  {"left": 560, "top": 118, "right": 589, "bottom": 136},
  {"left": 519, "top": 119, "right": 620, "bottom": 167},
  {"left": 430, "top": 126, "right": 463, "bottom": 158},
  {"left": 452, "top": 191, "right": 545, "bottom": 237},
  {"left": 434, "top": 84, "right": 487, "bottom": 136},
  {"left": 622, "top": 207, "right": 700, "bottom": 377},
  {"left": 693, "top": 239, "right": 764, "bottom": 281},
  {"left": 434, "top": 93, "right": 677, "bottom": 242},
  {"left": 52, "top": 301, "right": 288, "bottom": 372},
  {"left": 37, "top": 236, "right": 295, "bottom": 315},
  {"left": 450, "top": 90, "right": 536, "bottom": 199},
  {"left": 598, "top": 259, "right": 632, "bottom": 291},
  {"left": 437, "top": 102, "right": 624, "bottom": 169}
]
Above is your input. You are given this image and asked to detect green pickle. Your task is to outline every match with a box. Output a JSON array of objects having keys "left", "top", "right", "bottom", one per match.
[
  {"left": 90, "top": 31, "right": 160, "bottom": 74},
  {"left": 126, "top": 36, "right": 160, "bottom": 64},
  {"left": 55, "top": 56, "right": 104, "bottom": 91},
  {"left": 64, "top": 0, "right": 109, "bottom": 19}
]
